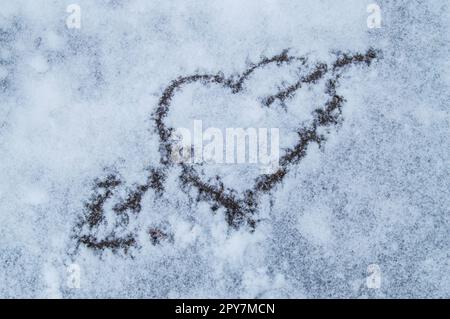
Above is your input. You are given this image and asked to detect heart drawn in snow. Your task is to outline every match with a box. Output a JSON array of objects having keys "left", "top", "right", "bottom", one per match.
[
  {"left": 73, "top": 48, "right": 379, "bottom": 254},
  {"left": 154, "top": 48, "right": 378, "bottom": 229}
]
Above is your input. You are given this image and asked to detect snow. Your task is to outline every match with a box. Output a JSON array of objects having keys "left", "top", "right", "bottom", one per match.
[{"left": 0, "top": 0, "right": 448, "bottom": 298}]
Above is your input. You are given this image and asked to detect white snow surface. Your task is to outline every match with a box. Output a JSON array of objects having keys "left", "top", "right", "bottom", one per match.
[{"left": 0, "top": 0, "right": 448, "bottom": 298}]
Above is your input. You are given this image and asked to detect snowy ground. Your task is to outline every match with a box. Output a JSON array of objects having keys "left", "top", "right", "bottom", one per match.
[{"left": 0, "top": 0, "right": 449, "bottom": 298}]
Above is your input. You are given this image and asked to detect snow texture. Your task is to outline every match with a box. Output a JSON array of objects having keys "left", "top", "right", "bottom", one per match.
[{"left": 0, "top": 0, "right": 448, "bottom": 298}]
